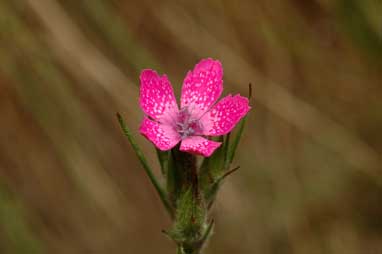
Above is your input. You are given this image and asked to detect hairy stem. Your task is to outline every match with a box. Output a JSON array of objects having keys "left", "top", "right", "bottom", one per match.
[{"left": 177, "top": 245, "right": 201, "bottom": 254}]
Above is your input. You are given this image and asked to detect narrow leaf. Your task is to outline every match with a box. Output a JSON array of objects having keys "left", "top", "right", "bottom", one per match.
[
  {"left": 116, "top": 113, "right": 173, "bottom": 218},
  {"left": 198, "top": 141, "right": 222, "bottom": 209},
  {"left": 205, "top": 166, "right": 240, "bottom": 209},
  {"left": 223, "top": 132, "right": 231, "bottom": 170},
  {"left": 200, "top": 219, "right": 215, "bottom": 245},
  {"left": 226, "top": 116, "right": 248, "bottom": 165},
  {"left": 226, "top": 83, "right": 252, "bottom": 165},
  {"left": 156, "top": 148, "right": 169, "bottom": 176}
]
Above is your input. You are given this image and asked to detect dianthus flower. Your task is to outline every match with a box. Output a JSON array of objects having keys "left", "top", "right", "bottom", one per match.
[{"left": 139, "top": 58, "right": 250, "bottom": 157}]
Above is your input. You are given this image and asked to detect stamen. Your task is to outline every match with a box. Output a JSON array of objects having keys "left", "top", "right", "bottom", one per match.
[{"left": 175, "top": 107, "right": 203, "bottom": 139}]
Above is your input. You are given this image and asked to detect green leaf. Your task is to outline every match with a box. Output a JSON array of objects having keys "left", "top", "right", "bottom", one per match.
[
  {"left": 199, "top": 219, "right": 215, "bottom": 247},
  {"left": 156, "top": 148, "right": 169, "bottom": 176},
  {"left": 199, "top": 136, "right": 224, "bottom": 194},
  {"left": 223, "top": 132, "right": 231, "bottom": 170},
  {"left": 199, "top": 135, "right": 230, "bottom": 207},
  {"left": 207, "top": 136, "right": 226, "bottom": 175},
  {"left": 204, "top": 180, "right": 221, "bottom": 208},
  {"left": 226, "top": 83, "right": 252, "bottom": 165},
  {"left": 116, "top": 113, "right": 173, "bottom": 218},
  {"left": 226, "top": 116, "right": 248, "bottom": 165},
  {"left": 205, "top": 166, "right": 240, "bottom": 209}
]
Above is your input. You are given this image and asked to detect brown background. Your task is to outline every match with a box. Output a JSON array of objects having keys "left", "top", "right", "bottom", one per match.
[{"left": 0, "top": 0, "right": 381, "bottom": 253}]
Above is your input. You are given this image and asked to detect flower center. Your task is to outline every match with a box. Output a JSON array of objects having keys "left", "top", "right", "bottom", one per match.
[{"left": 175, "top": 108, "right": 203, "bottom": 139}]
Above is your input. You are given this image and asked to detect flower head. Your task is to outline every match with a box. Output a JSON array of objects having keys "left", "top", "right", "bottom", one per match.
[{"left": 139, "top": 58, "right": 251, "bottom": 157}]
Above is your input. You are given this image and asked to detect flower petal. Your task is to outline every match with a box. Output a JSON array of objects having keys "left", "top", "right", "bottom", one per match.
[
  {"left": 180, "top": 58, "right": 223, "bottom": 118},
  {"left": 180, "top": 136, "right": 221, "bottom": 157},
  {"left": 200, "top": 94, "right": 250, "bottom": 136},
  {"left": 140, "top": 69, "right": 178, "bottom": 122},
  {"left": 139, "top": 117, "right": 181, "bottom": 151}
]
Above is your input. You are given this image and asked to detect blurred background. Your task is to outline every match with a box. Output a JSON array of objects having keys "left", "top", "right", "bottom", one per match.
[{"left": 0, "top": 0, "right": 382, "bottom": 253}]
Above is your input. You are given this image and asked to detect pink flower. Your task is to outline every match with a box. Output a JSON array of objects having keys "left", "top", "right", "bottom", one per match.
[{"left": 139, "top": 58, "right": 251, "bottom": 157}]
